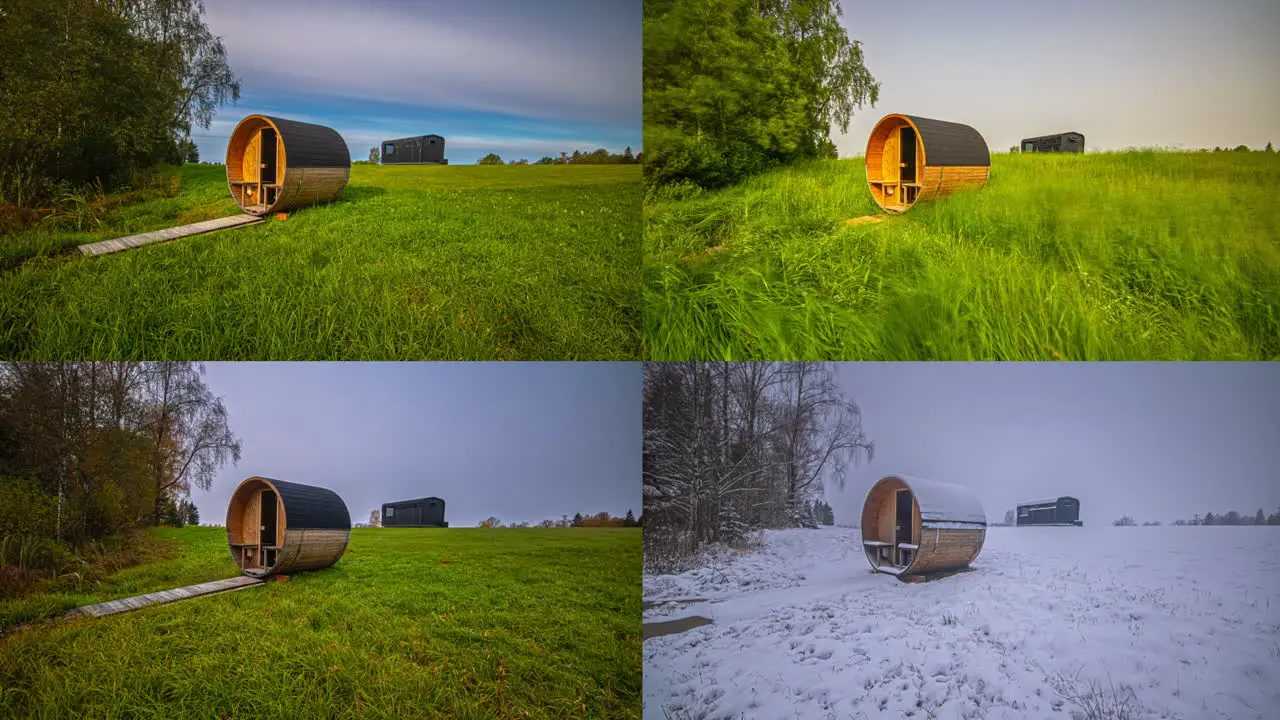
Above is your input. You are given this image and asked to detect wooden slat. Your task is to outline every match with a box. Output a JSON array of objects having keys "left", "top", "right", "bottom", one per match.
[
  {"left": 77, "top": 214, "right": 263, "bottom": 257},
  {"left": 64, "top": 576, "right": 264, "bottom": 619}
]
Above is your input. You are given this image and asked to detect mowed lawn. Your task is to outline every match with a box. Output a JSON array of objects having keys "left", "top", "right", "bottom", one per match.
[
  {"left": 644, "top": 151, "right": 1280, "bottom": 360},
  {"left": 0, "top": 527, "right": 641, "bottom": 719},
  {"left": 0, "top": 163, "right": 641, "bottom": 360}
]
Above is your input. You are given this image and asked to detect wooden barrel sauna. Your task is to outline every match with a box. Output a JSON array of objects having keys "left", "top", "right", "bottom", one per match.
[
  {"left": 865, "top": 114, "right": 991, "bottom": 213},
  {"left": 861, "top": 474, "right": 986, "bottom": 577},
  {"left": 225, "top": 114, "right": 351, "bottom": 215},
  {"left": 226, "top": 477, "right": 351, "bottom": 577}
]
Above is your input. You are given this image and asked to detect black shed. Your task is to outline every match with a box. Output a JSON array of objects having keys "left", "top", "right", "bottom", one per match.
[
  {"left": 1020, "top": 132, "right": 1085, "bottom": 153},
  {"left": 1016, "top": 497, "right": 1082, "bottom": 526},
  {"left": 381, "top": 135, "right": 447, "bottom": 165},
  {"left": 382, "top": 497, "right": 448, "bottom": 527}
]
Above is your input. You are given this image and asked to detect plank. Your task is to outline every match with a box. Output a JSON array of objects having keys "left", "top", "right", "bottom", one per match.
[
  {"left": 64, "top": 575, "right": 264, "bottom": 619},
  {"left": 77, "top": 214, "right": 263, "bottom": 257}
]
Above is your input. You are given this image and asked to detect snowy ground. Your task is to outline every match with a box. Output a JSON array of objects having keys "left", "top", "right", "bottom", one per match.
[{"left": 643, "top": 526, "right": 1280, "bottom": 720}]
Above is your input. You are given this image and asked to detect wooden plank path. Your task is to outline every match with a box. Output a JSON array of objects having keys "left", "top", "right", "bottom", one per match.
[
  {"left": 77, "top": 214, "right": 263, "bottom": 257},
  {"left": 64, "top": 575, "right": 265, "bottom": 619}
]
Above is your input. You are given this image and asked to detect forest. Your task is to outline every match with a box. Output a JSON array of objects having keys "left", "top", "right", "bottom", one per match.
[
  {"left": 0, "top": 362, "right": 240, "bottom": 594},
  {"left": 642, "top": 362, "right": 870, "bottom": 571},
  {"left": 643, "top": 0, "right": 879, "bottom": 193},
  {"left": 0, "top": 0, "right": 238, "bottom": 209}
]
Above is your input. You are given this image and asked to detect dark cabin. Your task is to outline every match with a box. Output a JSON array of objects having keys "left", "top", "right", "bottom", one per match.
[
  {"left": 1020, "top": 132, "right": 1085, "bottom": 153},
  {"left": 1016, "top": 497, "right": 1082, "bottom": 526},
  {"left": 381, "top": 497, "right": 447, "bottom": 527},
  {"left": 380, "top": 135, "right": 447, "bottom": 165}
]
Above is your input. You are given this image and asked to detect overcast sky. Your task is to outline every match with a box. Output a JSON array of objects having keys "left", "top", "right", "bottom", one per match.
[
  {"left": 195, "top": 0, "right": 640, "bottom": 164},
  {"left": 196, "top": 362, "right": 641, "bottom": 528},
  {"left": 833, "top": 0, "right": 1280, "bottom": 154},
  {"left": 825, "top": 363, "right": 1280, "bottom": 526}
]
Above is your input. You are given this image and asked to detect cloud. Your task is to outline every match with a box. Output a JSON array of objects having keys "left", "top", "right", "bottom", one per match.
[{"left": 204, "top": 0, "right": 640, "bottom": 127}]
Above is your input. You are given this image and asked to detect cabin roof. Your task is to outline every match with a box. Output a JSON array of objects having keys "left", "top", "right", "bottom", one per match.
[
  {"left": 1018, "top": 496, "right": 1078, "bottom": 508},
  {"left": 903, "top": 115, "right": 991, "bottom": 167},
  {"left": 383, "top": 496, "right": 445, "bottom": 507},
  {"left": 383, "top": 134, "right": 444, "bottom": 144},
  {"left": 261, "top": 477, "right": 352, "bottom": 530},
  {"left": 260, "top": 116, "right": 350, "bottom": 169},
  {"left": 887, "top": 474, "right": 988, "bottom": 526},
  {"left": 1020, "top": 132, "right": 1085, "bottom": 142}
]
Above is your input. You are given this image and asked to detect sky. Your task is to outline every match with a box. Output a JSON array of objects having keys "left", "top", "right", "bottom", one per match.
[
  {"left": 194, "top": 0, "right": 641, "bottom": 164},
  {"left": 832, "top": 0, "right": 1280, "bottom": 155},
  {"left": 824, "top": 363, "right": 1280, "bottom": 526},
  {"left": 194, "top": 362, "right": 641, "bottom": 528}
]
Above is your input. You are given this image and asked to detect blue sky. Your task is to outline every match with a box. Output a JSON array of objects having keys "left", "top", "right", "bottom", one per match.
[
  {"left": 832, "top": 0, "right": 1280, "bottom": 155},
  {"left": 195, "top": 0, "right": 640, "bottom": 164},
  {"left": 196, "top": 362, "right": 642, "bottom": 528}
]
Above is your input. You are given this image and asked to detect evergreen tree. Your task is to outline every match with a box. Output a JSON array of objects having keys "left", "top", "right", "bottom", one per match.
[
  {"left": 185, "top": 501, "right": 200, "bottom": 526},
  {"left": 1203, "top": 512, "right": 1215, "bottom": 525},
  {"left": 572, "top": 512, "right": 584, "bottom": 527},
  {"left": 1255, "top": 508, "right": 1265, "bottom": 525},
  {"left": 625, "top": 509, "right": 636, "bottom": 527}
]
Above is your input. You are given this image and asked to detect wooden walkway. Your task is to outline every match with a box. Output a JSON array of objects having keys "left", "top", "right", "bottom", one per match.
[
  {"left": 64, "top": 576, "right": 265, "bottom": 619},
  {"left": 77, "top": 214, "right": 263, "bottom": 257}
]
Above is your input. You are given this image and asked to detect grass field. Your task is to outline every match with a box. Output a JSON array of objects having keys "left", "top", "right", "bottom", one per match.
[
  {"left": 0, "top": 526, "right": 641, "bottom": 719},
  {"left": 0, "top": 163, "right": 640, "bottom": 360},
  {"left": 644, "top": 151, "right": 1280, "bottom": 360}
]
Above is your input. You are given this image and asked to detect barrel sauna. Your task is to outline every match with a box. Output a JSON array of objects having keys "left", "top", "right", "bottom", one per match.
[
  {"left": 226, "top": 477, "right": 351, "bottom": 577},
  {"left": 865, "top": 114, "right": 991, "bottom": 213},
  {"left": 225, "top": 115, "right": 351, "bottom": 215},
  {"left": 861, "top": 474, "right": 986, "bottom": 577}
]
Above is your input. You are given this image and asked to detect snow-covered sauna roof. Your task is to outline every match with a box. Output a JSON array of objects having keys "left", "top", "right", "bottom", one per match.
[{"left": 885, "top": 474, "right": 987, "bottom": 527}]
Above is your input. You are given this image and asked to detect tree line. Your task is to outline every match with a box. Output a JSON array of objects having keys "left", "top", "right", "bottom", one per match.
[
  {"left": 0, "top": 0, "right": 240, "bottom": 205},
  {"left": 643, "top": 362, "right": 873, "bottom": 571},
  {"left": 0, "top": 362, "right": 240, "bottom": 547},
  {"left": 479, "top": 148, "right": 643, "bottom": 166},
  {"left": 1111, "top": 509, "right": 1280, "bottom": 526},
  {"left": 644, "top": 0, "right": 879, "bottom": 194}
]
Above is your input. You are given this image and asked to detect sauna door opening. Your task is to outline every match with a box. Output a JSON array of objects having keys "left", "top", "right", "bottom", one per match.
[
  {"left": 261, "top": 490, "right": 278, "bottom": 568},
  {"left": 260, "top": 128, "right": 278, "bottom": 207},
  {"left": 900, "top": 127, "right": 919, "bottom": 205},
  {"left": 895, "top": 489, "right": 914, "bottom": 565}
]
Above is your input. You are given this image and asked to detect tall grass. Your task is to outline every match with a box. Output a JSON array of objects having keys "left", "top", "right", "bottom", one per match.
[
  {"left": 0, "top": 526, "right": 641, "bottom": 719},
  {"left": 644, "top": 152, "right": 1280, "bottom": 359},
  {"left": 0, "top": 163, "right": 641, "bottom": 360}
]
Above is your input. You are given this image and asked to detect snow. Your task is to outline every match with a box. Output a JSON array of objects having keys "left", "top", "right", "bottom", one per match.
[
  {"left": 643, "top": 526, "right": 1280, "bottom": 719},
  {"left": 898, "top": 543, "right": 920, "bottom": 550},
  {"left": 895, "top": 474, "right": 989, "bottom": 525},
  {"left": 863, "top": 541, "right": 892, "bottom": 547},
  {"left": 922, "top": 520, "right": 988, "bottom": 530}
]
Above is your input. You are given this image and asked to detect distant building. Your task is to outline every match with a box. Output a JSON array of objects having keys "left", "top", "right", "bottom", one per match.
[
  {"left": 1016, "top": 497, "right": 1082, "bottom": 526},
  {"left": 381, "top": 497, "right": 448, "bottom": 527},
  {"left": 381, "top": 135, "right": 447, "bottom": 165},
  {"left": 1020, "top": 132, "right": 1084, "bottom": 153}
]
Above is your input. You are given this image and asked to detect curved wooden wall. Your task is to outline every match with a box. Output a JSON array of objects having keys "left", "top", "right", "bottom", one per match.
[
  {"left": 225, "top": 476, "right": 350, "bottom": 577},
  {"left": 864, "top": 113, "right": 990, "bottom": 214},
  {"left": 225, "top": 114, "right": 351, "bottom": 216},
  {"left": 861, "top": 475, "right": 986, "bottom": 576}
]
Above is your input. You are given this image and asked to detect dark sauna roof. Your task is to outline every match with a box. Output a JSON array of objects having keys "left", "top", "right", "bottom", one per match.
[
  {"left": 384, "top": 135, "right": 444, "bottom": 143},
  {"left": 263, "top": 116, "right": 351, "bottom": 169},
  {"left": 265, "top": 477, "right": 351, "bottom": 530},
  {"left": 904, "top": 115, "right": 991, "bottom": 167}
]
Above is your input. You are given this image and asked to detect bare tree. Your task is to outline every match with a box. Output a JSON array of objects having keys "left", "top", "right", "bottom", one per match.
[
  {"left": 140, "top": 363, "right": 241, "bottom": 525},
  {"left": 368, "top": 509, "right": 381, "bottom": 528},
  {"left": 643, "top": 362, "right": 873, "bottom": 571}
]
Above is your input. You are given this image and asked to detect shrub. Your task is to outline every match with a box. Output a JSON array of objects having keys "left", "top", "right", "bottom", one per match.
[{"left": 0, "top": 477, "right": 57, "bottom": 539}]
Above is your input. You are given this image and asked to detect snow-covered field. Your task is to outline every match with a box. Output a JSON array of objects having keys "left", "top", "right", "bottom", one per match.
[{"left": 643, "top": 527, "right": 1280, "bottom": 719}]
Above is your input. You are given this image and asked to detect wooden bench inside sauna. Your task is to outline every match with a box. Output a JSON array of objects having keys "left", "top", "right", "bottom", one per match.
[
  {"left": 226, "top": 477, "right": 352, "bottom": 577},
  {"left": 864, "top": 114, "right": 991, "bottom": 213},
  {"left": 860, "top": 474, "right": 987, "bottom": 577},
  {"left": 225, "top": 114, "right": 351, "bottom": 216}
]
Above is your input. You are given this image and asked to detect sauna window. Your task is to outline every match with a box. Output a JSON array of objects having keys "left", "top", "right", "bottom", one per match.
[
  {"left": 429, "top": 139, "right": 436, "bottom": 144},
  {"left": 385, "top": 507, "right": 394, "bottom": 517},
  {"left": 384, "top": 144, "right": 395, "bottom": 156}
]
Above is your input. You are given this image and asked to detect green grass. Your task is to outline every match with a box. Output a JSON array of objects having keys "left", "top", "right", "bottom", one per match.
[
  {"left": 644, "top": 151, "right": 1280, "bottom": 359},
  {"left": 0, "top": 163, "right": 641, "bottom": 360},
  {"left": 0, "top": 526, "right": 640, "bottom": 719}
]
